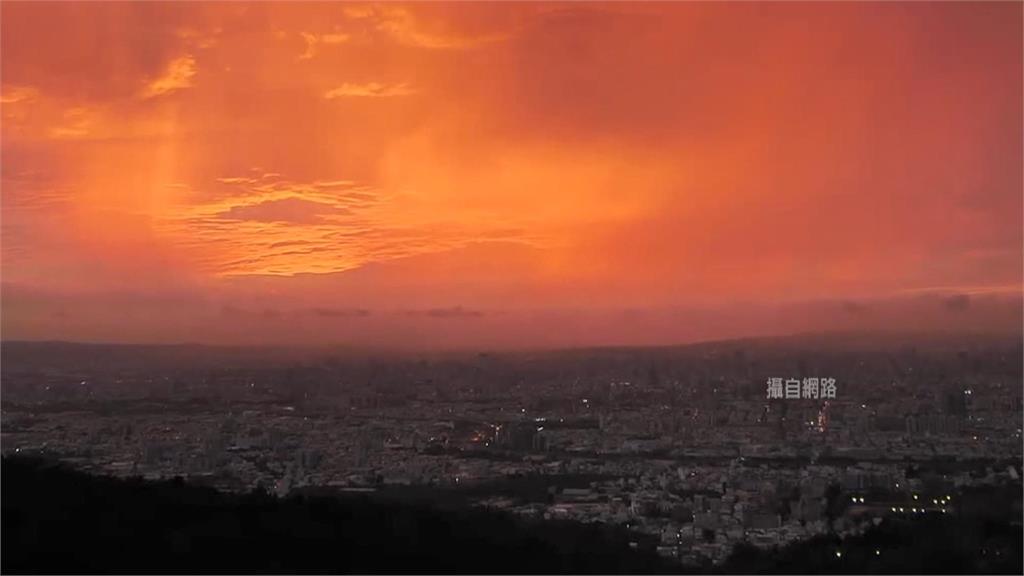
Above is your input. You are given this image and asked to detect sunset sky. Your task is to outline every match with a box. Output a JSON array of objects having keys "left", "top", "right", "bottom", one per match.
[{"left": 2, "top": 2, "right": 1021, "bottom": 348}]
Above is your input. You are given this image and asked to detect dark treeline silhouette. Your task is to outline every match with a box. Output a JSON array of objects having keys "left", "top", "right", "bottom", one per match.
[
  {"left": 2, "top": 456, "right": 1021, "bottom": 574},
  {"left": 2, "top": 457, "right": 677, "bottom": 574}
]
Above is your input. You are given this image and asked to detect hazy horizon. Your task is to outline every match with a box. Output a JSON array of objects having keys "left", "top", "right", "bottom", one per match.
[{"left": 2, "top": 299, "right": 1021, "bottom": 352}]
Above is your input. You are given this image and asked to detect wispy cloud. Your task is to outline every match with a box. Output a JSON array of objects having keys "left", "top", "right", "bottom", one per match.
[
  {"left": 141, "top": 55, "right": 196, "bottom": 98},
  {"left": 298, "top": 31, "right": 350, "bottom": 60},
  {"left": 157, "top": 171, "right": 531, "bottom": 277},
  {"left": 46, "top": 106, "right": 106, "bottom": 140},
  {"left": 0, "top": 85, "right": 39, "bottom": 104},
  {"left": 405, "top": 306, "right": 486, "bottom": 319},
  {"left": 324, "top": 82, "right": 416, "bottom": 99},
  {"left": 219, "top": 197, "right": 350, "bottom": 225},
  {"left": 175, "top": 26, "right": 222, "bottom": 50},
  {"left": 343, "top": 6, "right": 510, "bottom": 50},
  {"left": 896, "top": 284, "right": 1024, "bottom": 297},
  {"left": 310, "top": 307, "right": 371, "bottom": 318}
]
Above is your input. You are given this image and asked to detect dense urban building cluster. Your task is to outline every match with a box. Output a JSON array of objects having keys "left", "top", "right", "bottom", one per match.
[{"left": 2, "top": 334, "right": 1021, "bottom": 565}]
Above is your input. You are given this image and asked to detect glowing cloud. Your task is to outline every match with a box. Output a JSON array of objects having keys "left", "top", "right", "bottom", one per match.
[
  {"left": 324, "top": 82, "right": 416, "bottom": 99},
  {"left": 343, "top": 5, "right": 511, "bottom": 49},
  {"left": 141, "top": 55, "right": 196, "bottom": 98},
  {"left": 298, "top": 31, "right": 350, "bottom": 60}
]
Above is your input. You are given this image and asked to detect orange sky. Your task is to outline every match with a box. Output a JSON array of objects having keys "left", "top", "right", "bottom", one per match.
[{"left": 2, "top": 2, "right": 1021, "bottom": 348}]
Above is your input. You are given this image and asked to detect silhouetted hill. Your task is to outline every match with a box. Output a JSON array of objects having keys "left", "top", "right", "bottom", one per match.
[
  {"left": 1, "top": 457, "right": 677, "bottom": 574},
  {"left": 2, "top": 457, "right": 1020, "bottom": 574}
]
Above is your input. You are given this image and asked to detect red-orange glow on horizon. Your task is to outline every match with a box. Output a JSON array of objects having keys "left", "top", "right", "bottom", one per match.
[{"left": 1, "top": 2, "right": 1021, "bottom": 347}]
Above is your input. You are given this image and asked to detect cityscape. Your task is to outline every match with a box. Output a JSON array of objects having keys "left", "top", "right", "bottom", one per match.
[
  {"left": 3, "top": 334, "right": 1021, "bottom": 568},
  {"left": 2, "top": 1, "right": 1022, "bottom": 573}
]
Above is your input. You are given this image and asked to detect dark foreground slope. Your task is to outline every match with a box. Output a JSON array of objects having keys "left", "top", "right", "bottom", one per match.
[
  {"left": 3, "top": 457, "right": 1021, "bottom": 574},
  {"left": 1, "top": 457, "right": 675, "bottom": 574}
]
